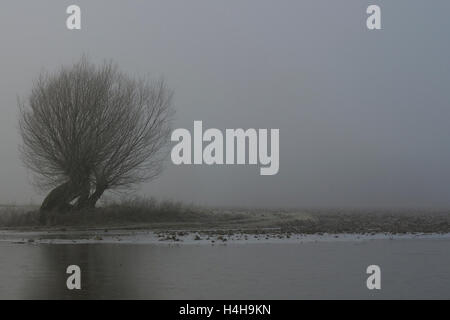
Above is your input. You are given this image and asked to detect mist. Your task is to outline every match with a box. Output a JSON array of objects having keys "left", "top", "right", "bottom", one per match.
[{"left": 1, "top": 0, "right": 450, "bottom": 208}]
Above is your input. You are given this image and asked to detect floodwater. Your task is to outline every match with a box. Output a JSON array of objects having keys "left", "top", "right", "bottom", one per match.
[{"left": 0, "top": 239, "right": 449, "bottom": 299}]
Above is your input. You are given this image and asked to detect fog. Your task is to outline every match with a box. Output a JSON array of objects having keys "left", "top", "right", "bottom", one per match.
[{"left": 1, "top": 0, "right": 450, "bottom": 208}]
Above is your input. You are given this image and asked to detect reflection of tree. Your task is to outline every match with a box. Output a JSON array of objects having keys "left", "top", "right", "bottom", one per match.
[{"left": 20, "top": 244, "right": 164, "bottom": 299}]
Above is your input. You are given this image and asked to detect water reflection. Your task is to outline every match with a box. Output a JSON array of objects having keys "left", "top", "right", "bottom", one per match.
[{"left": 0, "top": 241, "right": 449, "bottom": 299}]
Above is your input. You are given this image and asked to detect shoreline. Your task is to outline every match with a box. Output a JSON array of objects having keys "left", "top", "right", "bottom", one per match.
[
  {"left": 2, "top": 207, "right": 450, "bottom": 245},
  {"left": 1, "top": 228, "right": 450, "bottom": 245}
]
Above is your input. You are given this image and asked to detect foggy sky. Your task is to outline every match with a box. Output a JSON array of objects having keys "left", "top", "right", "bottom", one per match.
[{"left": 1, "top": 0, "right": 450, "bottom": 208}]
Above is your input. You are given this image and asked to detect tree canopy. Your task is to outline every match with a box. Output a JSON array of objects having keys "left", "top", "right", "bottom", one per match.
[{"left": 19, "top": 57, "right": 174, "bottom": 211}]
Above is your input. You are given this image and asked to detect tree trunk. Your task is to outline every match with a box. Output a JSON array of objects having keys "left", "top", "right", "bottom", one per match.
[
  {"left": 75, "top": 185, "right": 106, "bottom": 210},
  {"left": 74, "top": 182, "right": 92, "bottom": 210},
  {"left": 40, "top": 182, "right": 80, "bottom": 212},
  {"left": 42, "top": 180, "right": 106, "bottom": 212},
  {"left": 86, "top": 186, "right": 106, "bottom": 208}
]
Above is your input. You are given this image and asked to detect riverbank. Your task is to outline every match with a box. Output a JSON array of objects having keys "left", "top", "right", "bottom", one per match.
[
  {"left": 1, "top": 204, "right": 449, "bottom": 244},
  {"left": 2, "top": 228, "right": 450, "bottom": 246}
]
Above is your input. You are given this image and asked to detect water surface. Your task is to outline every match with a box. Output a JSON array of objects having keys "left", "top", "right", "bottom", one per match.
[{"left": 0, "top": 239, "right": 448, "bottom": 299}]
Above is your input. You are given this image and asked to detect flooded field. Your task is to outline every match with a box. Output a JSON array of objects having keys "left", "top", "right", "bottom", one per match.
[{"left": 0, "top": 238, "right": 449, "bottom": 299}]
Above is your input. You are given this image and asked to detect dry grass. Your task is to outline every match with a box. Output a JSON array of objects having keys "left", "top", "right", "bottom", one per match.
[
  {"left": 0, "top": 198, "right": 208, "bottom": 228},
  {"left": 1, "top": 200, "right": 450, "bottom": 234}
]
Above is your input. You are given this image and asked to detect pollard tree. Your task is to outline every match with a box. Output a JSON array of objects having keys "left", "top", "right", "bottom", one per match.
[{"left": 18, "top": 58, "right": 173, "bottom": 212}]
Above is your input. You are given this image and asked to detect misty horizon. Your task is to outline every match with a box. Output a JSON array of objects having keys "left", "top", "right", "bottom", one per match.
[{"left": 1, "top": 0, "right": 450, "bottom": 209}]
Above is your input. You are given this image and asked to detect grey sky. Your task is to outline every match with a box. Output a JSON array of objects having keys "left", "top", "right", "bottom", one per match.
[{"left": 1, "top": 0, "right": 450, "bottom": 208}]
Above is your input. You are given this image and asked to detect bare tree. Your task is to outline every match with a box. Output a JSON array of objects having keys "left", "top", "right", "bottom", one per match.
[{"left": 18, "top": 57, "right": 174, "bottom": 212}]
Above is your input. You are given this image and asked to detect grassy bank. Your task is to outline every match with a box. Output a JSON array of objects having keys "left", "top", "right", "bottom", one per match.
[
  {"left": 0, "top": 198, "right": 210, "bottom": 228},
  {"left": 1, "top": 199, "right": 450, "bottom": 234}
]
